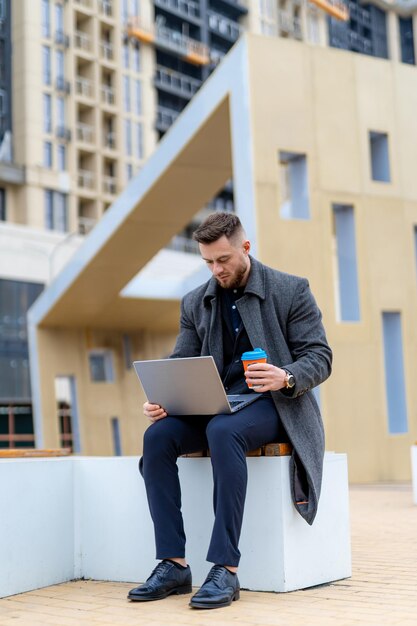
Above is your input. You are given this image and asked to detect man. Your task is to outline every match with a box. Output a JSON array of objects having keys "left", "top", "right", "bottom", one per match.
[{"left": 128, "top": 213, "right": 332, "bottom": 609}]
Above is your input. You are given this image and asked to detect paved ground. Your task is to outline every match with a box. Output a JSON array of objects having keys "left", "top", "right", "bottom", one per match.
[{"left": 1, "top": 484, "right": 416, "bottom": 626}]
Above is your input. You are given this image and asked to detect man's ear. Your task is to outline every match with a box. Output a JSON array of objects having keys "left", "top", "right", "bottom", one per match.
[{"left": 243, "top": 240, "right": 251, "bottom": 255}]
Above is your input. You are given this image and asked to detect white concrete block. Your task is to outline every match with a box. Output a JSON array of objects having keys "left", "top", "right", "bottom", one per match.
[
  {"left": 411, "top": 446, "right": 417, "bottom": 505},
  {"left": 0, "top": 452, "right": 351, "bottom": 597},
  {"left": 178, "top": 452, "right": 351, "bottom": 591},
  {"left": 0, "top": 458, "right": 75, "bottom": 599}
]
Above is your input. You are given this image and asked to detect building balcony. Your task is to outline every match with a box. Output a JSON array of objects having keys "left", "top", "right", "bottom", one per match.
[
  {"left": 103, "top": 131, "right": 117, "bottom": 150},
  {"left": 76, "top": 122, "right": 94, "bottom": 144},
  {"left": 127, "top": 17, "right": 210, "bottom": 66},
  {"left": 154, "top": 66, "right": 201, "bottom": 100},
  {"left": 103, "top": 175, "right": 117, "bottom": 195},
  {"left": 278, "top": 11, "right": 302, "bottom": 39},
  {"left": 74, "top": 0, "right": 93, "bottom": 10},
  {"left": 74, "top": 30, "right": 92, "bottom": 53},
  {"left": 78, "top": 216, "right": 97, "bottom": 235},
  {"left": 101, "top": 85, "right": 115, "bottom": 106},
  {"left": 153, "top": 0, "right": 201, "bottom": 25},
  {"left": 75, "top": 76, "right": 94, "bottom": 99},
  {"left": 100, "top": 41, "right": 114, "bottom": 62},
  {"left": 78, "top": 169, "right": 95, "bottom": 190},
  {"left": 55, "top": 126, "right": 72, "bottom": 141},
  {"left": 99, "top": 0, "right": 113, "bottom": 18},
  {"left": 55, "top": 76, "right": 71, "bottom": 94},
  {"left": 209, "top": 0, "right": 248, "bottom": 16},
  {"left": 208, "top": 10, "right": 241, "bottom": 42},
  {"left": 156, "top": 105, "right": 180, "bottom": 132}
]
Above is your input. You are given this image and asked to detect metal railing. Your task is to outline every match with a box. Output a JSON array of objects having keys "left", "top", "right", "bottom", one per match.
[
  {"left": 74, "top": 30, "right": 92, "bottom": 52},
  {"left": 55, "top": 30, "right": 69, "bottom": 47},
  {"left": 76, "top": 122, "right": 94, "bottom": 143},
  {"left": 99, "top": 0, "right": 113, "bottom": 17},
  {"left": 78, "top": 169, "right": 95, "bottom": 189},
  {"left": 104, "top": 131, "right": 116, "bottom": 149},
  {"left": 100, "top": 41, "right": 114, "bottom": 61},
  {"left": 76, "top": 76, "right": 93, "bottom": 98},
  {"left": 155, "top": 66, "right": 201, "bottom": 98},
  {"left": 278, "top": 11, "right": 302, "bottom": 38},
  {"left": 55, "top": 126, "right": 71, "bottom": 141},
  {"left": 103, "top": 175, "right": 117, "bottom": 194},
  {"left": 156, "top": 105, "right": 180, "bottom": 131},
  {"left": 55, "top": 76, "right": 71, "bottom": 94},
  {"left": 74, "top": 0, "right": 93, "bottom": 8},
  {"left": 207, "top": 11, "right": 240, "bottom": 41},
  {"left": 154, "top": 18, "right": 209, "bottom": 63},
  {"left": 154, "top": 0, "right": 200, "bottom": 21},
  {"left": 101, "top": 84, "right": 115, "bottom": 105}
]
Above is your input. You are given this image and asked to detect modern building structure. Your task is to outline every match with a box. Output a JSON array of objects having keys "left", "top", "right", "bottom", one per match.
[
  {"left": 2, "top": 0, "right": 417, "bottom": 472},
  {"left": 28, "top": 33, "right": 417, "bottom": 482}
]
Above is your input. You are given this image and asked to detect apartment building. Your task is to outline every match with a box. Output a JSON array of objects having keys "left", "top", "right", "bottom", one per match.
[{"left": 1, "top": 0, "right": 417, "bottom": 452}]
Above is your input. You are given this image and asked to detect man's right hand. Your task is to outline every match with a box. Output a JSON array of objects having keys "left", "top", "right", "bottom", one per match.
[{"left": 143, "top": 402, "right": 167, "bottom": 423}]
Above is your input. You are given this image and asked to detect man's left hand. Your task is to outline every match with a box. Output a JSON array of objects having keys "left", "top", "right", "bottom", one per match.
[{"left": 244, "top": 363, "right": 288, "bottom": 392}]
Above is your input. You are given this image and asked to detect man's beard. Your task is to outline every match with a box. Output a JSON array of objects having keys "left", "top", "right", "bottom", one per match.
[{"left": 215, "top": 262, "right": 248, "bottom": 289}]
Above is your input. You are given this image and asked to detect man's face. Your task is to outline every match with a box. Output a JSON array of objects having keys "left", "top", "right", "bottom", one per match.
[{"left": 199, "top": 235, "right": 251, "bottom": 289}]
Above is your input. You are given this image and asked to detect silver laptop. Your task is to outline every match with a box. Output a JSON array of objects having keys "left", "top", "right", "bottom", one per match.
[{"left": 133, "top": 356, "right": 261, "bottom": 415}]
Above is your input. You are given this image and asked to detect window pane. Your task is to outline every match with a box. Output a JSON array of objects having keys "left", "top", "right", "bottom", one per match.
[
  {"left": 57, "top": 96, "right": 65, "bottom": 126},
  {"left": 42, "top": 0, "right": 50, "bottom": 38},
  {"left": 57, "top": 144, "right": 66, "bottom": 171},
  {"left": 43, "top": 94, "right": 52, "bottom": 133},
  {"left": 133, "top": 43, "right": 141, "bottom": 72},
  {"left": 45, "top": 190, "right": 54, "bottom": 229},
  {"left": 125, "top": 119, "right": 132, "bottom": 155},
  {"left": 0, "top": 188, "right": 5, "bottom": 221},
  {"left": 382, "top": 312, "right": 408, "bottom": 434},
  {"left": 123, "top": 43, "right": 129, "bottom": 69},
  {"left": 43, "top": 141, "right": 53, "bottom": 168},
  {"left": 135, "top": 79, "right": 142, "bottom": 115},
  {"left": 332, "top": 204, "right": 360, "bottom": 322},
  {"left": 55, "top": 2, "right": 64, "bottom": 32},
  {"left": 42, "top": 46, "right": 51, "bottom": 85},
  {"left": 136, "top": 122, "right": 143, "bottom": 159},
  {"left": 56, "top": 49, "right": 64, "bottom": 79},
  {"left": 55, "top": 192, "right": 67, "bottom": 232},
  {"left": 123, "top": 75, "right": 130, "bottom": 112}
]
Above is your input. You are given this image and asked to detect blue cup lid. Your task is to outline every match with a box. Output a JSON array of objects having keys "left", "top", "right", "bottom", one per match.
[{"left": 241, "top": 348, "right": 267, "bottom": 361}]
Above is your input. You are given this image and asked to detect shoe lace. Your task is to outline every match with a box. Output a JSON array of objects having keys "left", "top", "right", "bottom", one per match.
[
  {"left": 147, "top": 560, "right": 172, "bottom": 583},
  {"left": 204, "top": 565, "right": 226, "bottom": 586}
]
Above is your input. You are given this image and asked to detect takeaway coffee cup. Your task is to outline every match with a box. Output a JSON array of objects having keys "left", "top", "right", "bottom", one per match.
[{"left": 241, "top": 348, "right": 268, "bottom": 388}]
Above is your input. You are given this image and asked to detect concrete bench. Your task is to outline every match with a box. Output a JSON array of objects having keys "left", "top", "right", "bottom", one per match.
[
  {"left": 412, "top": 445, "right": 417, "bottom": 505},
  {"left": 0, "top": 452, "right": 351, "bottom": 598}
]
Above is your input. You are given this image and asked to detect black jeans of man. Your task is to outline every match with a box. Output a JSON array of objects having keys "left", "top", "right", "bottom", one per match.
[{"left": 140, "top": 395, "right": 289, "bottom": 568}]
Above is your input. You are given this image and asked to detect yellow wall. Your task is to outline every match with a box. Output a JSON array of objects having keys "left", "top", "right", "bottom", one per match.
[
  {"left": 247, "top": 36, "right": 417, "bottom": 481},
  {"left": 37, "top": 325, "right": 177, "bottom": 456}
]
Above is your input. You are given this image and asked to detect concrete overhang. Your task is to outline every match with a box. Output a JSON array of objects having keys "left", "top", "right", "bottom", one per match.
[{"left": 28, "top": 34, "right": 257, "bottom": 336}]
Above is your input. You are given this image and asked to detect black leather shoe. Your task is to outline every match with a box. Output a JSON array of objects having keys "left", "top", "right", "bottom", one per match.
[
  {"left": 128, "top": 560, "right": 192, "bottom": 602},
  {"left": 189, "top": 565, "right": 240, "bottom": 609}
]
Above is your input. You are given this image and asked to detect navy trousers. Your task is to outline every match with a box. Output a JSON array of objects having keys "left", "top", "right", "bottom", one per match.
[{"left": 141, "top": 395, "right": 289, "bottom": 567}]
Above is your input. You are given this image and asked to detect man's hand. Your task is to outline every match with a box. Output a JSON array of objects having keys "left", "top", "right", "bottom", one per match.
[
  {"left": 244, "top": 363, "right": 288, "bottom": 392},
  {"left": 144, "top": 402, "right": 167, "bottom": 423}
]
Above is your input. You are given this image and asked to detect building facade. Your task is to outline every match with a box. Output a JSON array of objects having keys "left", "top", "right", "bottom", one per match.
[{"left": 2, "top": 0, "right": 417, "bottom": 467}]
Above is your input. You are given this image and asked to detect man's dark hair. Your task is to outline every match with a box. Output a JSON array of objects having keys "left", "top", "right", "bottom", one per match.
[{"left": 192, "top": 212, "right": 244, "bottom": 244}]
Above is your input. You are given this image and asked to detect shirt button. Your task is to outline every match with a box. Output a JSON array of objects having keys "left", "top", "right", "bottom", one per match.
[
  {"left": 232, "top": 305, "right": 236, "bottom": 310},
  {"left": 233, "top": 289, "right": 237, "bottom": 294},
  {"left": 225, "top": 386, "right": 229, "bottom": 391},
  {"left": 235, "top": 328, "right": 239, "bottom": 333},
  {"left": 235, "top": 359, "right": 239, "bottom": 363}
]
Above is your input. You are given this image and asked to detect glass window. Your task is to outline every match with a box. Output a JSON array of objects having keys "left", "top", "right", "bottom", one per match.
[
  {"left": 56, "top": 49, "right": 64, "bottom": 80},
  {"left": 45, "top": 189, "right": 68, "bottom": 232},
  {"left": 0, "top": 188, "right": 5, "bottom": 221},
  {"left": 134, "top": 79, "right": 142, "bottom": 115},
  {"left": 131, "top": 0, "right": 140, "bottom": 15},
  {"left": 42, "top": 0, "right": 50, "bottom": 38},
  {"left": 332, "top": 204, "right": 360, "bottom": 322},
  {"left": 369, "top": 131, "right": 391, "bottom": 183},
  {"left": 123, "top": 75, "right": 130, "bottom": 112},
  {"left": 55, "top": 2, "right": 64, "bottom": 33},
  {"left": 125, "top": 119, "right": 132, "bottom": 155},
  {"left": 132, "top": 43, "right": 141, "bottom": 72},
  {"left": 121, "top": 0, "right": 129, "bottom": 21},
  {"left": 111, "top": 417, "right": 122, "bottom": 456},
  {"left": 57, "top": 96, "right": 65, "bottom": 126},
  {"left": 382, "top": 312, "right": 408, "bottom": 434},
  {"left": 89, "top": 351, "right": 115, "bottom": 382},
  {"left": 126, "top": 163, "right": 133, "bottom": 181},
  {"left": 42, "top": 46, "right": 51, "bottom": 85},
  {"left": 278, "top": 151, "right": 310, "bottom": 219},
  {"left": 123, "top": 43, "right": 129, "bottom": 69},
  {"left": 57, "top": 144, "right": 66, "bottom": 171},
  {"left": 136, "top": 122, "right": 143, "bottom": 159},
  {"left": 43, "top": 141, "right": 53, "bottom": 168},
  {"left": 43, "top": 93, "right": 52, "bottom": 133}
]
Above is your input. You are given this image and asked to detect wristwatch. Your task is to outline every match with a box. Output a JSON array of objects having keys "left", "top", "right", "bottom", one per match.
[{"left": 283, "top": 370, "right": 295, "bottom": 389}]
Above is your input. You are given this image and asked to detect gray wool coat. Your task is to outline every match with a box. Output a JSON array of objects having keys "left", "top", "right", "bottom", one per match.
[{"left": 170, "top": 256, "right": 333, "bottom": 525}]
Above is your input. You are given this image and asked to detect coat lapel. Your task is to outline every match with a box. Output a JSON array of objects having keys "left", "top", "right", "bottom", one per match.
[{"left": 204, "top": 279, "right": 224, "bottom": 373}]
